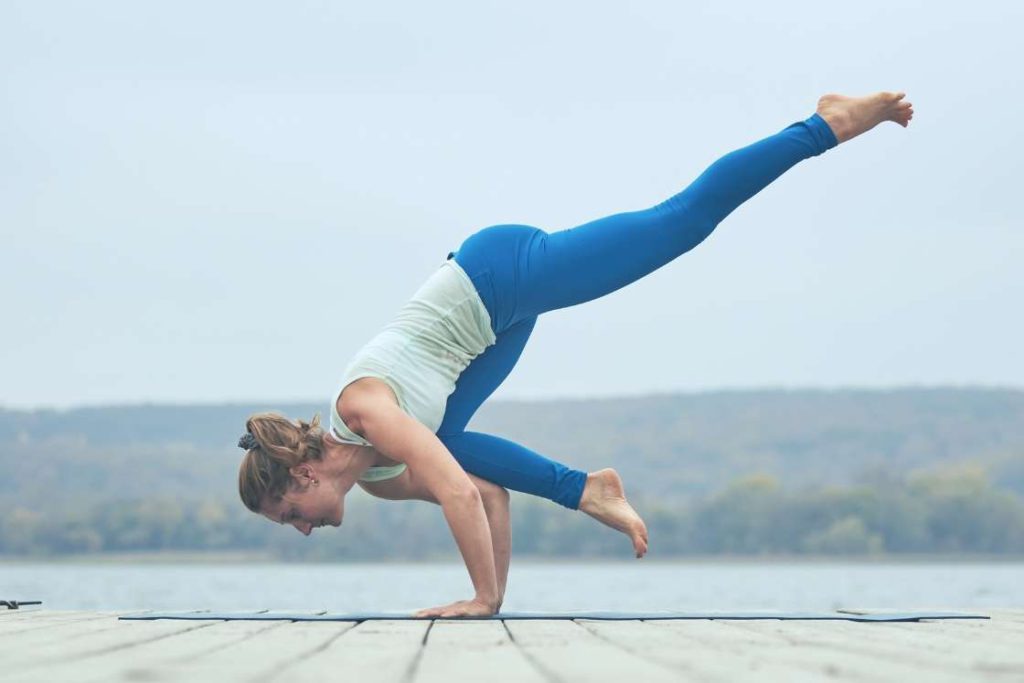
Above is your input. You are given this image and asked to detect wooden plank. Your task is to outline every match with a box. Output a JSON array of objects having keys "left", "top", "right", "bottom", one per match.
[
  {"left": 273, "top": 620, "right": 430, "bottom": 683},
  {"left": 6, "top": 611, "right": 1023, "bottom": 683},
  {"left": 827, "top": 619, "right": 1024, "bottom": 678},
  {"left": 815, "top": 619, "right": 1024, "bottom": 675},
  {"left": 414, "top": 620, "right": 547, "bottom": 683},
  {"left": 861, "top": 623, "right": 1024, "bottom": 676},
  {"left": 0, "top": 611, "right": 120, "bottom": 634},
  {"left": 32, "top": 620, "right": 291, "bottom": 682},
  {"left": 14, "top": 614, "right": 325, "bottom": 682},
  {"left": 575, "top": 619, "right": 842, "bottom": 682},
  {"left": 910, "top": 617, "right": 1024, "bottom": 639},
  {"left": 503, "top": 619, "right": 687, "bottom": 682},
  {"left": 647, "top": 619, "right": 963, "bottom": 682},
  {"left": 137, "top": 621, "right": 348, "bottom": 681},
  {"left": 0, "top": 607, "right": 45, "bottom": 618},
  {"left": 0, "top": 609, "right": 55, "bottom": 620},
  {"left": 0, "top": 617, "right": 222, "bottom": 673},
  {"left": 643, "top": 619, "right": 889, "bottom": 681},
  {"left": 847, "top": 620, "right": 1024, "bottom": 651},
  {"left": 0, "top": 614, "right": 155, "bottom": 655},
  {"left": 0, "top": 610, "right": 116, "bottom": 622},
  {"left": 719, "top": 619, "right": 1024, "bottom": 680}
]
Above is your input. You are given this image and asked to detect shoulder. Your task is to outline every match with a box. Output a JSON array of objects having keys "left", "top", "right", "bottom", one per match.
[{"left": 336, "top": 377, "right": 400, "bottom": 435}]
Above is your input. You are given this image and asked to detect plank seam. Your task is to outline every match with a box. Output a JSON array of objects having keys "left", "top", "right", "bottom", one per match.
[
  {"left": 171, "top": 620, "right": 289, "bottom": 664},
  {"left": 573, "top": 619, "right": 696, "bottom": 678},
  {"left": 0, "top": 612, "right": 118, "bottom": 636},
  {"left": 400, "top": 618, "right": 434, "bottom": 683},
  {"left": 251, "top": 622, "right": 355, "bottom": 683},
  {"left": 713, "top": 619, "right": 986, "bottom": 675},
  {"left": 53, "top": 621, "right": 224, "bottom": 664},
  {"left": 500, "top": 620, "right": 571, "bottom": 683}
]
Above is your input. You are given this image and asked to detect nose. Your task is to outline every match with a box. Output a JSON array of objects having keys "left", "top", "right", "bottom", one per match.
[{"left": 293, "top": 521, "right": 312, "bottom": 536}]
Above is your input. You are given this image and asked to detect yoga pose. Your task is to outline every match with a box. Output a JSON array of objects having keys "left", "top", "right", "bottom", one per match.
[{"left": 236, "top": 92, "right": 914, "bottom": 617}]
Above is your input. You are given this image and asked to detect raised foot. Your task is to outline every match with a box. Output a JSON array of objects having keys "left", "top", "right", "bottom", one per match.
[
  {"left": 816, "top": 91, "right": 914, "bottom": 144},
  {"left": 578, "top": 468, "right": 649, "bottom": 558}
]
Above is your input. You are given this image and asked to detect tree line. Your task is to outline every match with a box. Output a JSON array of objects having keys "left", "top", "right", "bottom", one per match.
[
  {"left": 4, "top": 388, "right": 1024, "bottom": 559},
  {"left": 4, "top": 465, "right": 1022, "bottom": 558}
]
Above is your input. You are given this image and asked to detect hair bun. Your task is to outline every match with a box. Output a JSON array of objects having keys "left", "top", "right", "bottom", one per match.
[{"left": 237, "top": 432, "right": 260, "bottom": 451}]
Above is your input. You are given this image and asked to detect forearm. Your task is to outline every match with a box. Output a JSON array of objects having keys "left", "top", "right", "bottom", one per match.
[
  {"left": 481, "top": 493, "right": 511, "bottom": 608},
  {"left": 440, "top": 491, "right": 500, "bottom": 608}
]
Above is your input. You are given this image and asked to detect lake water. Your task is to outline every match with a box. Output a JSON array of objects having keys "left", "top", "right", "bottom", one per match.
[{"left": 2, "top": 560, "right": 1021, "bottom": 613}]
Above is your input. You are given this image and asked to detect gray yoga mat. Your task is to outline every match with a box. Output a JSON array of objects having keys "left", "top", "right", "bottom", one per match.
[{"left": 119, "top": 610, "right": 988, "bottom": 622}]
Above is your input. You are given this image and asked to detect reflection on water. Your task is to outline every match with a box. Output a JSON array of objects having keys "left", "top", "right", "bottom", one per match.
[{"left": 2, "top": 560, "right": 1021, "bottom": 612}]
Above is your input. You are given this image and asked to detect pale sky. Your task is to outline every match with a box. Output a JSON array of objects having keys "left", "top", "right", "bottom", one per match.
[{"left": 2, "top": 0, "right": 1022, "bottom": 409}]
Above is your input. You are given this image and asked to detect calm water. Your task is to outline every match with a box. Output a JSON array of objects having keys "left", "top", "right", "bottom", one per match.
[{"left": 2, "top": 560, "right": 1021, "bottom": 613}]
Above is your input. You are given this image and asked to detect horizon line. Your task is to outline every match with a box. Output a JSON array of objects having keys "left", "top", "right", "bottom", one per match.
[{"left": 3, "top": 382, "right": 1023, "bottom": 412}]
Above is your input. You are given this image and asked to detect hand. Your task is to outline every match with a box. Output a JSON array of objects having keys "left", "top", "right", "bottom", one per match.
[{"left": 413, "top": 597, "right": 498, "bottom": 618}]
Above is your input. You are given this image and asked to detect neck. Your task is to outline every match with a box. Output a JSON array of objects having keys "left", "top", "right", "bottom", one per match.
[{"left": 322, "top": 436, "right": 377, "bottom": 491}]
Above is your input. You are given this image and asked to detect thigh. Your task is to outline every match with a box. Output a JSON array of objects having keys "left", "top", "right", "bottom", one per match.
[
  {"left": 454, "top": 213, "right": 713, "bottom": 333},
  {"left": 436, "top": 314, "right": 537, "bottom": 436},
  {"left": 513, "top": 206, "right": 712, "bottom": 320}
]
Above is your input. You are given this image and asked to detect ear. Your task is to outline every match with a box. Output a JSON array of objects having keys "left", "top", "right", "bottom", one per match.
[{"left": 288, "top": 463, "right": 314, "bottom": 482}]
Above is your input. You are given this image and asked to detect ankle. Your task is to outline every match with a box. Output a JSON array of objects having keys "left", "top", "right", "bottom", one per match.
[
  {"left": 816, "top": 109, "right": 852, "bottom": 144},
  {"left": 578, "top": 472, "right": 595, "bottom": 508}
]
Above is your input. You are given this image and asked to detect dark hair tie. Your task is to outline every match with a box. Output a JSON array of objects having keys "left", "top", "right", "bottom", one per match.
[{"left": 238, "top": 432, "right": 260, "bottom": 450}]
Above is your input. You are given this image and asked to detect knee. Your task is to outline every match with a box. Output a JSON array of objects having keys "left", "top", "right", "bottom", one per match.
[
  {"left": 470, "top": 473, "right": 510, "bottom": 506},
  {"left": 650, "top": 198, "right": 719, "bottom": 249},
  {"left": 489, "top": 485, "right": 511, "bottom": 510},
  {"left": 486, "top": 486, "right": 510, "bottom": 510}
]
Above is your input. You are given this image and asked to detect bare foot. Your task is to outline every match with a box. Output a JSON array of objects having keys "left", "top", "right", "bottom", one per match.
[
  {"left": 578, "top": 468, "right": 649, "bottom": 558},
  {"left": 816, "top": 91, "right": 914, "bottom": 144}
]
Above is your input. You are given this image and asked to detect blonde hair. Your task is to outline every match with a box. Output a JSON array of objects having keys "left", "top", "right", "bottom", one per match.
[{"left": 238, "top": 412, "right": 325, "bottom": 512}]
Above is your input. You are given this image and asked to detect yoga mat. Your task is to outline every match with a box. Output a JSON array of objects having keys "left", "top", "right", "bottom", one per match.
[{"left": 119, "top": 610, "right": 988, "bottom": 622}]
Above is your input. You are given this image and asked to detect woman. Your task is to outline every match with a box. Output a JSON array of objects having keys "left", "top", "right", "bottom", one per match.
[{"left": 236, "top": 91, "right": 914, "bottom": 618}]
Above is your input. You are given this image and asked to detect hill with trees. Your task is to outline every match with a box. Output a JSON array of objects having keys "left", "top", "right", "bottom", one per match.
[{"left": 2, "top": 387, "right": 1023, "bottom": 558}]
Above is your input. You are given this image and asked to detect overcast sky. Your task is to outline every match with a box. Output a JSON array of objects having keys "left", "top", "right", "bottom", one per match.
[{"left": 2, "top": 0, "right": 1021, "bottom": 409}]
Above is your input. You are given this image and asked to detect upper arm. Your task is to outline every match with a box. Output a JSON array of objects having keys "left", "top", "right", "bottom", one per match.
[
  {"left": 360, "top": 470, "right": 504, "bottom": 506},
  {"left": 354, "top": 395, "right": 478, "bottom": 503},
  {"left": 335, "top": 378, "right": 400, "bottom": 437}
]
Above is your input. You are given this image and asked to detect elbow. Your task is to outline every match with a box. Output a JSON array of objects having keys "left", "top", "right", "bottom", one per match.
[
  {"left": 458, "top": 485, "right": 483, "bottom": 502},
  {"left": 445, "top": 484, "right": 483, "bottom": 506}
]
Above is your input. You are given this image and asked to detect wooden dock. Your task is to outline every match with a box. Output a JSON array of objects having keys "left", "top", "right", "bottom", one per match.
[{"left": 2, "top": 608, "right": 1022, "bottom": 681}]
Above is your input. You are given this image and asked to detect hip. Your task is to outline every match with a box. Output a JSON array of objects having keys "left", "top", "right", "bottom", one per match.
[{"left": 448, "top": 224, "right": 547, "bottom": 335}]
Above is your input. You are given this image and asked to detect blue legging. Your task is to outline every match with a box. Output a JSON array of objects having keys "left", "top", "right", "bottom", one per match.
[{"left": 436, "top": 112, "right": 838, "bottom": 510}]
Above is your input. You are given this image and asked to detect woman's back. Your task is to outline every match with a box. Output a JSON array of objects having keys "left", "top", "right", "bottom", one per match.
[{"left": 328, "top": 257, "right": 497, "bottom": 447}]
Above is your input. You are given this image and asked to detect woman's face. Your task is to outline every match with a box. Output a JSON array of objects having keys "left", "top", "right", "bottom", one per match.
[{"left": 259, "top": 472, "right": 344, "bottom": 535}]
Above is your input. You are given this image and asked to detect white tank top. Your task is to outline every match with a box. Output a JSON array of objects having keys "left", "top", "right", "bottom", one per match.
[{"left": 329, "top": 258, "right": 497, "bottom": 450}]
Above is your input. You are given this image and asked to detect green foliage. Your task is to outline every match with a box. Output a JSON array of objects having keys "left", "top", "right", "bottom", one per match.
[
  {"left": 2, "top": 469, "right": 1023, "bottom": 558},
  {"left": 2, "top": 388, "right": 1024, "bottom": 558},
  {"left": 801, "top": 517, "right": 884, "bottom": 555}
]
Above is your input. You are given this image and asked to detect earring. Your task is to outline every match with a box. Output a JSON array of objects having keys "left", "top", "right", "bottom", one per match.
[{"left": 312, "top": 479, "right": 319, "bottom": 485}]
